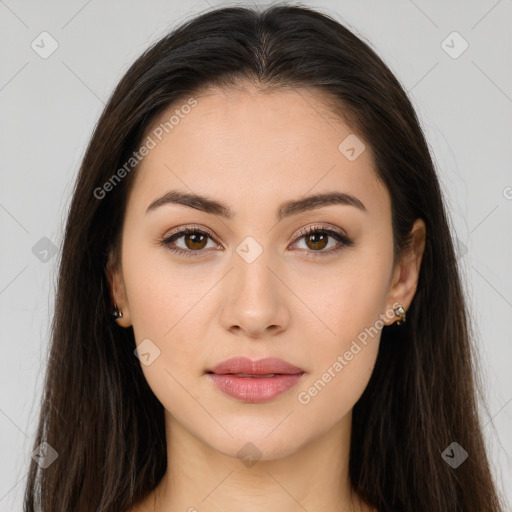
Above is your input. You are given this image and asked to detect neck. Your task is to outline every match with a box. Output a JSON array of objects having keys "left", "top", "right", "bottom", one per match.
[{"left": 147, "top": 409, "right": 372, "bottom": 512}]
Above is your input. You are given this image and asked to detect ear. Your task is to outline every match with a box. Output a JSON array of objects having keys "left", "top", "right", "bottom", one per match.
[
  {"left": 384, "top": 218, "right": 426, "bottom": 326},
  {"left": 106, "top": 247, "right": 132, "bottom": 328}
]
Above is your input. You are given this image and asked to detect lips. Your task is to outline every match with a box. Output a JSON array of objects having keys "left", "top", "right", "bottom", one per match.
[
  {"left": 205, "top": 356, "right": 305, "bottom": 403},
  {"left": 206, "top": 356, "right": 304, "bottom": 376}
]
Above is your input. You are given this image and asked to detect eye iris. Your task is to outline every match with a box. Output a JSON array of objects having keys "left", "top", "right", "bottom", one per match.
[
  {"left": 306, "top": 233, "right": 328, "bottom": 251},
  {"left": 185, "top": 232, "right": 207, "bottom": 250}
]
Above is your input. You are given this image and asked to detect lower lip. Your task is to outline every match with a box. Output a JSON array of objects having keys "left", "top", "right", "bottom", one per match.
[{"left": 207, "top": 373, "right": 305, "bottom": 403}]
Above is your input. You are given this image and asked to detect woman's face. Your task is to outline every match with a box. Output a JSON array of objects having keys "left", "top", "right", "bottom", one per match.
[{"left": 110, "top": 84, "right": 421, "bottom": 460}]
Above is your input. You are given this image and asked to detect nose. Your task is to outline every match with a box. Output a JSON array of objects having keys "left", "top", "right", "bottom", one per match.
[{"left": 219, "top": 254, "right": 290, "bottom": 339}]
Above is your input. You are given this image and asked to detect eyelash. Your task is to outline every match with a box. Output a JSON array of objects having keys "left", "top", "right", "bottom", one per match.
[{"left": 160, "top": 224, "right": 353, "bottom": 259}]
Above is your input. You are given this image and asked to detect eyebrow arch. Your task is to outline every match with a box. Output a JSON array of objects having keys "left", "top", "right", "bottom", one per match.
[{"left": 145, "top": 190, "right": 366, "bottom": 220}]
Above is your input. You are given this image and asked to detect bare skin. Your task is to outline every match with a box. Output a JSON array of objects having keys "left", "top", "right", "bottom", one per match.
[{"left": 110, "top": 83, "right": 426, "bottom": 512}]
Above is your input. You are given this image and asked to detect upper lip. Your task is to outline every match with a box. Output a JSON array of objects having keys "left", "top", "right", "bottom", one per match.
[{"left": 206, "top": 356, "right": 305, "bottom": 375}]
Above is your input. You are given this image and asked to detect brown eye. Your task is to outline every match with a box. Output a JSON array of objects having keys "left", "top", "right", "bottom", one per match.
[
  {"left": 292, "top": 226, "right": 353, "bottom": 256},
  {"left": 304, "top": 232, "right": 329, "bottom": 251},
  {"left": 183, "top": 232, "right": 208, "bottom": 250},
  {"left": 161, "top": 227, "right": 219, "bottom": 257}
]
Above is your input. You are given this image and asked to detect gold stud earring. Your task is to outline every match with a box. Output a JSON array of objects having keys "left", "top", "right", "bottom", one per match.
[{"left": 394, "top": 305, "right": 406, "bottom": 325}]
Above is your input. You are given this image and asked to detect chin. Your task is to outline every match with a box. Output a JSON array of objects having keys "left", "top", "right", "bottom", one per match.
[{"left": 202, "top": 422, "right": 310, "bottom": 463}]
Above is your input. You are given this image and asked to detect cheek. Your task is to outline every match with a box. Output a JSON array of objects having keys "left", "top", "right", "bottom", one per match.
[
  {"left": 296, "top": 245, "right": 393, "bottom": 344},
  {"left": 123, "top": 241, "right": 215, "bottom": 342},
  {"left": 121, "top": 246, "right": 215, "bottom": 398},
  {"left": 123, "top": 256, "right": 211, "bottom": 418},
  {"left": 291, "top": 247, "right": 391, "bottom": 417},
  {"left": 295, "top": 338, "right": 379, "bottom": 431},
  {"left": 293, "top": 274, "right": 386, "bottom": 426}
]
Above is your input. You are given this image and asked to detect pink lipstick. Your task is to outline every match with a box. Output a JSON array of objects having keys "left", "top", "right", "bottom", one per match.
[{"left": 205, "top": 356, "right": 305, "bottom": 403}]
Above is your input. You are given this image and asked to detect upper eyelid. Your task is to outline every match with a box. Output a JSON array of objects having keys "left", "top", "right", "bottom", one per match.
[
  {"left": 295, "top": 223, "right": 347, "bottom": 238},
  {"left": 164, "top": 224, "right": 217, "bottom": 240}
]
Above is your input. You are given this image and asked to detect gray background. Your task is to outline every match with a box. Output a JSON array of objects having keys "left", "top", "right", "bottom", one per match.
[{"left": 1, "top": 0, "right": 511, "bottom": 510}]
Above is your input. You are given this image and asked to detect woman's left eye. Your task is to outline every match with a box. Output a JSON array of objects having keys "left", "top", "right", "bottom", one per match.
[
  {"left": 291, "top": 226, "right": 353, "bottom": 255},
  {"left": 160, "top": 225, "right": 353, "bottom": 258}
]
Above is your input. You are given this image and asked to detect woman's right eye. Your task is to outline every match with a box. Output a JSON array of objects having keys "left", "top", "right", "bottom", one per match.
[{"left": 161, "top": 228, "right": 220, "bottom": 258}]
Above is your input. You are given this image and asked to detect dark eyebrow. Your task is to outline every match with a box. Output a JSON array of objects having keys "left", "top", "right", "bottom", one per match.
[
  {"left": 145, "top": 190, "right": 366, "bottom": 220},
  {"left": 277, "top": 191, "right": 366, "bottom": 220}
]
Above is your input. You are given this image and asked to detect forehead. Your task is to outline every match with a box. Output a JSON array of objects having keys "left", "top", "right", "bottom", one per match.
[{"left": 129, "top": 84, "right": 389, "bottom": 219}]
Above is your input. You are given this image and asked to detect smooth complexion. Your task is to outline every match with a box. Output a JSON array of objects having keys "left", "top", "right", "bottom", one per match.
[{"left": 109, "top": 84, "right": 426, "bottom": 512}]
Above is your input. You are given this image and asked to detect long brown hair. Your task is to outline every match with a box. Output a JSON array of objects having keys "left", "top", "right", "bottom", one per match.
[{"left": 24, "top": 4, "right": 505, "bottom": 511}]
